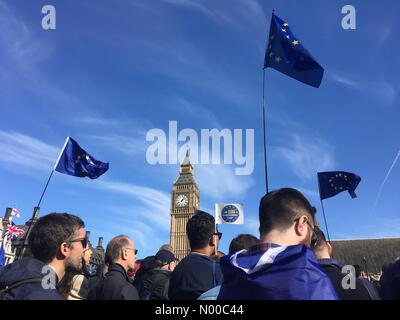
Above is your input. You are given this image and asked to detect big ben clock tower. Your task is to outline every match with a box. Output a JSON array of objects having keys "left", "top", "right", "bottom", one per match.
[{"left": 170, "top": 150, "right": 200, "bottom": 261}]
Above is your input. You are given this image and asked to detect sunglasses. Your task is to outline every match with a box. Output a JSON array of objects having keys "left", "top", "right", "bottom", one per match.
[
  {"left": 68, "top": 237, "right": 88, "bottom": 248},
  {"left": 125, "top": 247, "right": 138, "bottom": 255},
  {"left": 210, "top": 232, "right": 222, "bottom": 240},
  {"left": 306, "top": 222, "right": 319, "bottom": 249}
]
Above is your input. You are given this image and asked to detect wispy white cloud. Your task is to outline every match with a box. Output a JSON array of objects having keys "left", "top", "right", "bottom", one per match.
[
  {"left": 0, "top": 1, "right": 51, "bottom": 75},
  {"left": 295, "top": 187, "right": 320, "bottom": 200},
  {"left": 274, "top": 133, "right": 337, "bottom": 181},
  {"left": 0, "top": 1, "right": 85, "bottom": 111},
  {"left": 173, "top": 97, "right": 222, "bottom": 128},
  {"left": 196, "top": 164, "right": 253, "bottom": 200},
  {"left": 107, "top": 218, "right": 166, "bottom": 250},
  {"left": 162, "top": 0, "right": 265, "bottom": 30},
  {"left": 76, "top": 116, "right": 119, "bottom": 127},
  {"left": 328, "top": 71, "right": 397, "bottom": 106},
  {"left": 91, "top": 134, "right": 147, "bottom": 157},
  {"left": 0, "top": 130, "right": 59, "bottom": 172},
  {"left": 242, "top": 217, "right": 259, "bottom": 236},
  {"left": 142, "top": 40, "right": 252, "bottom": 108},
  {"left": 96, "top": 180, "right": 171, "bottom": 231}
]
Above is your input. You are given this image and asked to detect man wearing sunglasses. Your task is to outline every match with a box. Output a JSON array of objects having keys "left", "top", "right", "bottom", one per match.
[
  {"left": 89, "top": 235, "right": 139, "bottom": 300},
  {"left": 218, "top": 188, "right": 339, "bottom": 300},
  {"left": 169, "top": 210, "right": 223, "bottom": 300},
  {"left": 0, "top": 213, "right": 86, "bottom": 300}
]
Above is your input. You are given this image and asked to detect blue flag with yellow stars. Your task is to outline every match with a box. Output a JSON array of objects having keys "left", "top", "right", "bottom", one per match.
[
  {"left": 54, "top": 137, "right": 109, "bottom": 179},
  {"left": 264, "top": 13, "right": 324, "bottom": 88},
  {"left": 318, "top": 171, "right": 361, "bottom": 200}
]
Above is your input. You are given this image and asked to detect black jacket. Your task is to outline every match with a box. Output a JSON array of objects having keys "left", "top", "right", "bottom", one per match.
[
  {"left": 0, "top": 257, "right": 62, "bottom": 300},
  {"left": 89, "top": 263, "right": 139, "bottom": 300},
  {"left": 380, "top": 259, "right": 400, "bottom": 300},
  {"left": 140, "top": 268, "right": 171, "bottom": 300},
  {"left": 169, "top": 253, "right": 223, "bottom": 300},
  {"left": 318, "top": 258, "right": 377, "bottom": 300}
]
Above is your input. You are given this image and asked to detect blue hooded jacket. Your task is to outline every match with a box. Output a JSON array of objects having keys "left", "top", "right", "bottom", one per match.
[
  {"left": 0, "top": 257, "right": 62, "bottom": 300},
  {"left": 217, "top": 243, "right": 339, "bottom": 300}
]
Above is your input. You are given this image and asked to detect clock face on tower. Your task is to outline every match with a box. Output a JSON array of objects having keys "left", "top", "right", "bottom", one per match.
[{"left": 175, "top": 194, "right": 189, "bottom": 207}]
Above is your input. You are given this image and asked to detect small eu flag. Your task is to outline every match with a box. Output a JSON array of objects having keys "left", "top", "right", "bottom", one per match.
[
  {"left": 264, "top": 13, "right": 324, "bottom": 88},
  {"left": 318, "top": 171, "right": 361, "bottom": 200},
  {"left": 54, "top": 137, "right": 109, "bottom": 179}
]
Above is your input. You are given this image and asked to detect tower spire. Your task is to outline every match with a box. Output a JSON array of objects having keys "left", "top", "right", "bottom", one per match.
[{"left": 181, "top": 147, "right": 191, "bottom": 167}]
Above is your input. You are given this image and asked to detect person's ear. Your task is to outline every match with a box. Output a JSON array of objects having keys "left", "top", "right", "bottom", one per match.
[
  {"left": 121, "top": 248, "right": 128, "bottom": 261},
  {"left": 209, "top": 235, "right": 217, "bottom": 247},
  {"left": 59, "top": 242, "right": 70, "bottom": 259},
  {"left": 327, "top": 242, "right": 333, "bottom": 257},
  {"left": 294, "top": 216, "right": 307, "bottom": 237}
]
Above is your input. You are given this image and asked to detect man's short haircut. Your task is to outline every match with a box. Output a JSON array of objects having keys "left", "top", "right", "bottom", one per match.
[
  {"left": 28, "top": 213, "right": 85, "bottom": 263},
  {"left": 105, "top": 235, "right": 131, "bottom": 265},
  {"left": 259, "top": 188, "right": 316, "bottom": 236},
  {"left": 186, "top": 210, "right": 216, "bottom": 250},
  {"left": 229, "top": 234, "right": 259, "bottom": 254}
]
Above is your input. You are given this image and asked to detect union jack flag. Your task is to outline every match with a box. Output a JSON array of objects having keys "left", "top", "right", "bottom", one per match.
[{"left": 5, "top": 221, "right": 25, "bottom": 240}]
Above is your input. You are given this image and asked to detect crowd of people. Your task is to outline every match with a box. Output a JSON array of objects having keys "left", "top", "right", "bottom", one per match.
[{"left": 0, "top": 187, "right": 399, "bottom": 300}]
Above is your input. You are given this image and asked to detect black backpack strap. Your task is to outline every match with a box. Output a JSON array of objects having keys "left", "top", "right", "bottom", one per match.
[{"left": 0, "top": 278, "right": 43, "bottom": 294}]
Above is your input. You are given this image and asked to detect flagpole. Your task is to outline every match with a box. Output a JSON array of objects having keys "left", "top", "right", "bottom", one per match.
[
  {"left": 18, "top": 137, "right": 69, "bottom": 259},
  {"left": 36, "top": 170, "right": 55, "bottom": 208},
  {"left": 262, "top": 68, "right": 269, "bottom": 194},
  {"left": 261, "top": 9, "right": 276, "bottom": 194},
  {"left": 319, "top": 198, "right": 331, "bottom": 243},
  {"left": 317, "top": 174, "right": 332, "bottom": 243}
]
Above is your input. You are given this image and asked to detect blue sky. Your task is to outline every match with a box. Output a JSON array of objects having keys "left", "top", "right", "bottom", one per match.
[{"left": 0, "top": 0, "right": 399, "bottom": 259}]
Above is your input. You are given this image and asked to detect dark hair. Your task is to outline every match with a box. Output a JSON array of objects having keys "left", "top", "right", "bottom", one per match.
[
  {"left": 229, "top": 234, "right": 259, "bottom": 254},
  {"left": 105, "top": 235, "right": 131, "bottom": 265},
  {"left": 259, "top": 188, "right": 316, "bottom": 236},
  {"left": 186, "top": 210, "right": 216, "bottom": 250},
  {"left": 28, "top": 213, "right": 85, "bottom": 263}
]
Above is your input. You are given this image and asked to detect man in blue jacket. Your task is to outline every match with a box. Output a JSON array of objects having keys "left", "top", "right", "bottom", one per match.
[
  {"left": 217, "top": 188, "right": 339, "bottom": 300},
  {"left": 0, "top": 213, "right": 86, "bottom": 300}
]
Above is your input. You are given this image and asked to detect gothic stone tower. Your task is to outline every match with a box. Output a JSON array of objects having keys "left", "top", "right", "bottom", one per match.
[{"left": 170, "top": 150, "right": 200, "bottom": 261}]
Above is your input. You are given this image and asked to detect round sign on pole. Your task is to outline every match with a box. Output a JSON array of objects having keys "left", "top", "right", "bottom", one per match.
[{"left": 221, "top": 204, "right": 240, "bottom": 223}]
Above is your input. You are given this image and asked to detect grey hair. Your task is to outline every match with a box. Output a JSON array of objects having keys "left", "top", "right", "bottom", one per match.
[{"left": 105, "top": 235, "right": 131, "bottom": 265}]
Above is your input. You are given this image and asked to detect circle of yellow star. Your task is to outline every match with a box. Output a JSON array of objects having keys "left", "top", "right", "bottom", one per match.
[{"left": 292, "top": 40, "right": 299, "bottom": 46}]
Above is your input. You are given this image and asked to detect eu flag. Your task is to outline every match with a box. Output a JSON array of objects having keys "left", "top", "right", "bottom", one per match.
[
  {"left": 54, "top": 137, "right": 109, "bottom": 179},
  {"left": 264, "top": 13, "right": 324, "bottom": 88},
  {"left": 318, "top": 171, "right": 361, "bottom": 200},
  {"left": 217, "top": 244, "right": 339, "bottom": 300}
]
